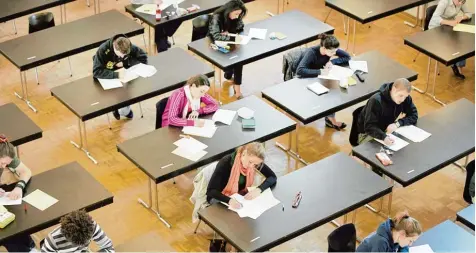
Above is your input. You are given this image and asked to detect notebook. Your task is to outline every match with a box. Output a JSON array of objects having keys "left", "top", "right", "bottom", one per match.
[{"left": 307, "top": 82, "right": 329, "bottom": 95}]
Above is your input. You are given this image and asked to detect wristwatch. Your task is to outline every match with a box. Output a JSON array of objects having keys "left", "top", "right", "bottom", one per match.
[{"left": 395, "top": 121, "right": 400, "bottom": 128}]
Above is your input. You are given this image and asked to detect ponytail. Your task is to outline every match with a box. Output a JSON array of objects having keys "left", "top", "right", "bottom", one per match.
[
  {"left": 391, "top": 211, "right": 422, "bottom": 236},
  {"left": 0, "top": 135, "right": 16, "bottom": 159}
]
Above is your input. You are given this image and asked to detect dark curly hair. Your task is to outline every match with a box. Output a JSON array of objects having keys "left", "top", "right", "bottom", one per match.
[{"left": 60, "top": 210, "right": 95, "bottom": 246}]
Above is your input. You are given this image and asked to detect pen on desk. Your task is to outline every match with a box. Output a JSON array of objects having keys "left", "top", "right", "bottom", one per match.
[
  {"left": 250, "top": 236, "right": 260, "bottom": 243},
  {"left": 24, "top": 204, "right": 27, "bottom": 213},
  {"left": 281, "top": 203, "right": 284, "bottom": 212},
  {"left": 220, "top": 201, "right": 230, "bottom": 207},
  {"left": 160, "top": 163, "right": 174, "bottom": 169}
]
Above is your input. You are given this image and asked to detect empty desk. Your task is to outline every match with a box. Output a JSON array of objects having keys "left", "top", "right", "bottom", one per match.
[{"left": 413, "top": 220, "right": 475, "bottom": 252}]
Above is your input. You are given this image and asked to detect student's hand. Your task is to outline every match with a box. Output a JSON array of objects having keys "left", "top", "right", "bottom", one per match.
[
  {"left": 229, "top": 198, "right": 242, "bottom": 209},
  {"left": 384, "top": 136, "right": 395, "bottom": 146},
  {"left": 386, "top": 123, "right": 398, "bottom": 134},
  {"left": 455, "top": 16, "right": 465, "bottom": 24},
  {"left": 325, "top": 61, "right": 333, "bottom": 69},
  {"left": 194, "top": 119, "right": 205, "bottom": 127},
  {"left": 448, "top": 19, "right": 460, "bottom": 26},
  {"left": 115, "top": 62, "right": 123, "bottom": 68},
  {"left": 0, "top": 189, "right": 5, "bottom": 197},
  {"left": 8, "top": 188, "right": 22, "bottom": 200},
  {"left": 117, "top": 69, "right": 125, "bottom": 80},
  {"left": 244, "top": 188, "right": 262, "bottom": 200},
  {"left": 188, "top": 110, "right": 199, "bottom": 119}
]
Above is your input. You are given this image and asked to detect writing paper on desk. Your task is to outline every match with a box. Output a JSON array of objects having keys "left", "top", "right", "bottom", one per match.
[
  {"left": 159, "top": 0, "right": 185, "bottom": 10},
  {"left": 409, "top": 244, "right": 434, "bottom": 253},
  {"left": 23, "top": 189, "right": 58, "bottom": 211},
  {"left": 395, "top": 125, "right": 431, "bottom": 142},
  {"left": 135, "top": 4, "right": 156, "bottom": 15},
  {"left": 375, "top": 134, "right": 409, "bottom": 151},
  {"left": 221, "top": 35, "right": 252, "bottom": 45},
  {"left": 248, "top": 28, "right": 267, "bottom": 40},
  {"left": 120, "top": 69, "right": 140, "bottom": 83},
  {"left": 98, "top": 79, "right": 123, "bottom": 90},
  {"left": 129, "top": 63, "right": 157, "bottom": 78},
  {"left": 349, "top": 60, "right": 368, "bottom": 73},
  {"left": 0, "top": 195, "right": 21, "bottom": 206},
  {"left": 319, "top": 65, "right": 354, "bottom": 80},
  {"left": 307, "top": 82, "right": 329, "bottom": 95},
  {"left": 454, "top": 24, "right": 475, "bottom": 33},
  {"left": 174, "top": 136, "right": 208, "bottom": 151},
  {"left": 172, "top": 147, "right": 207, "bottom": 162},
  {"left": 183, "top": 119, "right": 217, "bottom": 138},
  {"left": 228, "top": 189, "right": 280, "bottom": 219},
  {"left": 212, "top": 109, "right": 236, "bottom": 125}
]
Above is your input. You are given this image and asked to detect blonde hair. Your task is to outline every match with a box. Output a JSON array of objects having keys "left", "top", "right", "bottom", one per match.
[
  {"left": 391, "top": 211, "right": 422, "bottom": 236},
  {"left": 393, "top": 78, "right": 412, "bottom": 93},
  {"left": 113, "top": 37, "right": 131, "bottom": 55},
  {"left": 237, "top": 142, "right": 265, "bottom": 160}
]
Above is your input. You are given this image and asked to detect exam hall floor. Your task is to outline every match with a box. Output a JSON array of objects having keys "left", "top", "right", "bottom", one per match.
[{"left": 0, "top": 0, "right": 473, "bottom": 251}]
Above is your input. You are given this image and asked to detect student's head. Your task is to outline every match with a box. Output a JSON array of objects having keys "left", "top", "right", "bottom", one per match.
[
  {"left": 60, "top": 210, "right": 95, "bottom": 246},
  {"left": 113, "top": 36, "right": 131, "bottom": 58},
  {"left": 453, "top": 0, "right": 466, "bottom": 7},
  {"left": 391, "top": 211, "right": 422, "bottom": 247},
  {"left": 186, "top": 74, "right": 211, "bottom": 99},
  {"left": 0, "top": 135, "right": 15, "bottom": 170},
  {"left": 214, "top": 0, "right": 247, "bottom": 21},
  {"left": 390, "top": 78, "right": 412, "bottom": 105},
  {"left": 318, "top": 34, "right": 340, "bottom": 57},
  {"left": 237, "top": 142, "right": 265, "bottom": 171}
]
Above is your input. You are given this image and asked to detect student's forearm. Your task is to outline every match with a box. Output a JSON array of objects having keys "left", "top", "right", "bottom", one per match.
[{"left": 440, "top": 19, "right": 455, "bottom": 26}]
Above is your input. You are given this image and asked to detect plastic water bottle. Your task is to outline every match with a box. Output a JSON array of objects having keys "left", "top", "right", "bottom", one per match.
[{"left": 156, "top": 4, "right": 161, "bottom": 21}]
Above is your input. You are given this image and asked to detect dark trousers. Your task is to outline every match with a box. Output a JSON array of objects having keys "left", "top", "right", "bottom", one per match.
[
  {"left": 224, "top": 65, "right": 243, "bottom": 85},
  {"left": 155, "top": 21, "right": 182, "bottom": 52},
  {"left": 3, "top": 235, "right": 35, "bottom": 252}
]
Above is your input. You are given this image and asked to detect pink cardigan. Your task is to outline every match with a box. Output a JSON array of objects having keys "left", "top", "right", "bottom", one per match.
[{"left": 162, "top": 87, "right": 219, "bottom": 127}]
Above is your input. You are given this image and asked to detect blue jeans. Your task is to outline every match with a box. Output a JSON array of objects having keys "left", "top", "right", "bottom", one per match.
[{"left": 455, "top": 60, "right": 466, "bottom": 67}]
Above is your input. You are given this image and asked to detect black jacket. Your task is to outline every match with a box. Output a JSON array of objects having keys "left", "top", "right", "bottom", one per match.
[
  {"left": 92, "top": 34, "right": 148, "bottom": 79},
  {"left": 296, "top": 46, "right": 351, "bottom": 77},
  {"left": 207, "top": 13, "right": 244, "bottom": 42},
  {"left": 357, "top": 82, "right": 418, "bottom": 140},
  {"left": 207, "top": 152, "right": 277, "bottom": 203}
]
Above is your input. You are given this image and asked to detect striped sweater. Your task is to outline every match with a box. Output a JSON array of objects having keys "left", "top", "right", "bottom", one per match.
[
  {"left": 162, "top": 87, "right": 219, "bottom": 127},
  {"left": 41, "top": 222, "right": 114, "bottom": 253}
]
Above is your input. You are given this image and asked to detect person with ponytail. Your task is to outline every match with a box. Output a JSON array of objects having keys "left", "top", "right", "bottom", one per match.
[
  {"left": 207, "top": 142, "right": 277, "bottom": 209},
  {"left": 160, "top": 74, "right": 219, "bottom": 128},
  {"left": 357, "top": 211, "right": 422, "bottom": 252},
  {"left": 0, "top": 134, "right": 35, "bottom": 252},
  {"left": 296, "top": 34, "right": 351, "bottom": 130}
]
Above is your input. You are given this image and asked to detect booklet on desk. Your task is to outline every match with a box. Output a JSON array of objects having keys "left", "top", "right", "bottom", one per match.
[{"left": 307, "top": 82, "right": 329, "bottom": 95}]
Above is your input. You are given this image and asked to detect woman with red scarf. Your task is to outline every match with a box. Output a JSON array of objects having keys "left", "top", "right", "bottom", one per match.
[{"left": 207, "top": 142, "right": 277, "bottom": 209}]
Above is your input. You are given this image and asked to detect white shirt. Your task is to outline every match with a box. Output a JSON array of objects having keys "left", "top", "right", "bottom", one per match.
[{"left": 429, "top": 0, "right": 472, "bottom": 29}]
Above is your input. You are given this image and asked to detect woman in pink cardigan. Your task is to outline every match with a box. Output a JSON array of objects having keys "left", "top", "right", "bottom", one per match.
[{"left": 161, "top": 74, "right": 219, "bottom": 127}]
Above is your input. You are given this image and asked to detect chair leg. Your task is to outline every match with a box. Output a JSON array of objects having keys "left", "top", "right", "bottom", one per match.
[
  {"left": 171, "top": 36, "right": 176, "bottom": 45},
  {"left": 35, "top": 68, "right": 39, "bottom": 85},
  {"left": 12, "top": 20, "right": 17, "bottom": 34},
  {"left": 324, "top": 9, "right": 332, "bottom": 23},
  {"left": 413, "top": 52, "right": 420, "bottom": 62},
  {"left": 67, "top": 57, "right": 73, "bottom": 77},
  {"left": 138, "top": 102, "right": 144, "bottom": 118},
  {"left": 194, "top": 219, "right": 202, "bottom": 233}
]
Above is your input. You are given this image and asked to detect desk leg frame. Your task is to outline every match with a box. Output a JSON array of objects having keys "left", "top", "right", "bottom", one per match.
[
  {"left": 364, "top": 180, "right": 393, "bottom": 218},
  {"left": 453, "top": 155, "right": 470, "bottom": 170},
  {"left": 138, "top": 179, "right": 172, "bottom": 228},
  {"left": 70, "top": 118, "right": 98, "bottom": 164},
  {"left": 214, "top": 67, "right": 222, "bottom": 104},
  {"left": 404, "top": 4, "right": 420, "bottom": 28},
  {"left": 413, "top": 57, "right": 446, "bottom": 105},
  {"left": 275, "top": 123, "right": 309, "bottom": 165},
  {"left": 15, "top": 71, "right": 38, "bottom": 113}
]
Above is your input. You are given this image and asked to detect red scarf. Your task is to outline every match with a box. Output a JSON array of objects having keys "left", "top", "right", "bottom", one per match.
[{"left": 222, "top": 151, "right": 255, "bottom": 196}]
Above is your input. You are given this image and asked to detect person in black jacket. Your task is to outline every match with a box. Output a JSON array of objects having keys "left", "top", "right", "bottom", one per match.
[
  {"left": 207, "top": 142, "right": 277, "bottom": 209},
  {"left": 207, "top": 0, "right": 247, "bottom": 99},
  {"left": 93, "top": 34, "right": 148, "bottom": 120},
  {"left": 296, "top": 34, "right": 351, "bottom": 130},
  {"left": 357, "top": 78, "right": 418, "bottom": 146}
]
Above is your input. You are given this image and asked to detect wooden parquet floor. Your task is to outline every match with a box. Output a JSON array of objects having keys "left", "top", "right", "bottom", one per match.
[{"left": 0, "top": 0, "right": 474, "bottom": 251}]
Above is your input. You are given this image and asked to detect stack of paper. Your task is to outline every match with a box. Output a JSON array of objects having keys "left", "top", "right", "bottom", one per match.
[
  {"left": 0, "top": 195, "right": 21, "bottom": 206},
  {"left": 23, "top": 189, "right": 58, "bottom": 211},
  {"left": 248, "top": 28, "right": 268, "bottom": 40},
  {"left": 409, "top": 244, "right": 434, "bottom": 253},
  {"left": 129, "top": 63, "right": 157, "bottom": 78},
  {"left": 375, "top": 134, "right": 409, "bottom": 151},
  {"left": 212, "top": 109, "right": 236, "bottom": 125},
  {"left": 183, "top": 119, "right": 217, "bottom": 138},
  {"left": 453, "top": 23, "right": 475, "bottom": 33},
  {"left": 349, "top": 60, "right": 368, "bottom": 73},
  {"left": 98, "top": 79, "right": 123, "bottom": 90},
  {"left": 395, "top": 125, "right": 431, "bottom": 142},
  {"left": 228, "top": 189, "right": 280, "bottom": 219},
  {"left": 217, "top": 34, "right": 252, "bottom": 45},
  {"left": 172, "top": 136, "right": 208, "bottom": 162},
  {"left": 318, "top": 65, "right": 355, "bottom": 80},
  {"left": 307, "top": 81, "right": 329, "bottom": 95}
]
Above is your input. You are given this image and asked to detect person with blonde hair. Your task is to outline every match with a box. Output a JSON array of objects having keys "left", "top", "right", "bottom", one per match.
[
  {"left": 207, "top": 142, "right": 277, "bottom": 209},
  {"left": 357, "top": 211, "right": 422, "bottom": 252}
]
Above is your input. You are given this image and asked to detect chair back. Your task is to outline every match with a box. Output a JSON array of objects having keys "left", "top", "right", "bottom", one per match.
[
  {"left": 155, "top": 97, "right": 169, "bottom": 129},
  {"left": 327, "top": 223, "right": 357, "bottom": 252},
  {"left": 349, "top": 106, "right": 364, "bottom": 147},
  {"left": 424, "top": 5, "right": 438, "bottom": 31},
  {"left": 29, "top": 12, "right": 55, "bottom": 34}
]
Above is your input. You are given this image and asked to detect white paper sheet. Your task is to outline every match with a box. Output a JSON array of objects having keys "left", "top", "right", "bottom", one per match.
[
  {"left": 23, "top": 189, "right": 58, "bottom": 211},
  {"left": 237, "top": 107, "right": 254, "bottom": 119},
  {"left": 375, "top": 134, "right": 409, "bottom": 151},
  {"left": 182, "top": 120, "right": 217, "bottom": 138},
  {"left": 307, "top": 82, "right": 329, "bottom": 95},
  {"left": 228, "top": 189, "right": 280, "bottom": 219},
  {"left": 0, "top": 194, "right": 21, "bottom": 206},
  {"left": 98, "top": 79, "right": 123, "bottom": 90},
  {"left": 129, "top": 63, "right": 157, "bottom": 78},
  {"left": 172, "top": 147, "right": 207, "bottom": 162},
  {"left": 349, "top": 60, "right": 368, "bottom": 73},
  {"left": 409, "top": 244, "right": 434, "bottom": 253},
  {"left": 248, "top": 28, "right": 267, "bottom": 40},
  {"left": 212, "top": 109, "right": 236, "bottom": 125},
  {"left": 160, "top": 0, "right": 185, "bottom": 10},
  {"left": 173, "top": 136, "right": 208, "bottom": 151},
  {"left": 325, "top": 65, "right": 355, "bottom": 79},
  {"left": 135, "top": 4, "right": 156, "bottom": 15},
  {"left": 120, "top": 69, "right": 140, "bottom": 83},
  {"left": 395, "top": 125, "right": 431, "bottom": 143}
]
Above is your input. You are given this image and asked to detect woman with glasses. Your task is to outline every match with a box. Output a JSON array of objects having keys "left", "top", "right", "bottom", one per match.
[
  {"left": 429, "top": 0, "right": 472, "bottom": 79},
  {"left": 207, "top": 142, "right": 276, "bottom": 209}
]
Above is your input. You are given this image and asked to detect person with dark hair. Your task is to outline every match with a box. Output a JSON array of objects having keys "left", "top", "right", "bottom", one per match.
[
  {"left": 93, "top": 34, "right": 148, "bottom": 120},
  {"left": 208, "top": 0, "right": 247, "bottom": 99},
  {"left": 160, "top": 74, "right": 219, "bottom": 127},
  {"left": 463, "top": 160, "right": 475, "bottom": 204},
  {"left": 357, "top": 211, "right": 422, "bottom": 252},
  {"left": 357, "top": 78, "right": 418, "bottom": 146},
  {"left": 296, "top": 34, "right": 351, "bottom": 130},
  {"left": 41, "top": 210, "right": 114, "bottom": 252},
  {"left": 0, "top": 135, "right": 35, "bottom": 252},
  {"left": 154, "top": 0, "right": 183, "bottom": 52}
]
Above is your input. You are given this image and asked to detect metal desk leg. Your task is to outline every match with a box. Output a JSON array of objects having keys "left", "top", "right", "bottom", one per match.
[
  {"left": 148, "top": 26, "right": 152, "bottom": 55},
  {"left": 413, "top": 57, "right": 431, "bottom": 94},
  {"left": 194, "top": 219, "right": 202, "bottom": 233},
  {"left": 345, "top": 16, "right": 350, "bottom": 51},
  {"left": 352, "top": 19, "right": 356, "bottom": 55},
  {"left": 153, "top": 182, "right": 172, "bottom": 228},
  {"left": 387, "top": 180, "right": 394, "bottom": 217},
  {"left": 404, "top": 4, "right": 420, "bottom": 27},
  {"left": 106, "top": 114, "right": 112, "bottom": 130},
  {"left": 15, "top": 72, "right": 38, "bottom": 113},
  {"left": 453, "top": 155, "right": 471, "bottom": 170},
  {"left": 12, "top": 20, "right": 17, "bottom": 34},
  {"left": 323, "top": 9, "right": 331, "bottom": 23},
  {"left": 343, "top": 14, "right": 347, "bottom": 35},
  {"left": 138, "top": 102, "right": 144, "bottom": 118},
  {"left": 70, "top": 118, "right": 98, "bottom": 164},
  {"left": 290, "top": 124, "right": 308, "bottom": 165},
  {"left": 15, "top": 147, "right": 20, "bottom": 159},
  {"left": 64, "top": 4, "right": 67, "bottom": 23},
  {"left": 275, "top": 125, "right": 307, "bottom": 165},
  {"left": 215, "top": 66, "right": 222, "bottom": 104},
  {"left": 421, "top": 4, "right": 427, "bottom": 31},
  {"left": 60, "top": 4, "right": 63, "bottom": 24},
  {"left": 138, "top": 178, "right": 153, "bottom": 209},
  {"left": 429, "top": 60, "right": 446, "bottom": 106}
]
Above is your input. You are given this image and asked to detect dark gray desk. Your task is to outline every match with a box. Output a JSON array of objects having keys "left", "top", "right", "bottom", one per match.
[
  {"left": 0, "top": 103, "right": 42, "bottom": 148},
  {"left": 457, "top": 204, "right": 475, "bottom": 230},
  {"left": 403, "top": 17, "right": 475, "bottom": 105},
  {"left": 199, "top": 152, "right": 393, "bottom": 252},
  {"left": 413, "top": 220, "right": 475, "bottom": 252},
  {"left": 353, "top": 99, "right": 475, "bottom": 187},
  {"left": 117, "top": 95, "right": 296, "bottom": 228},
  {"left": 0, "top": 162, "right": 113, "bottom": 244},
  {"left": 51, "top": 48, "right": 214, "bottom": 164},
  {"left": 0, "top": 10, "right": 144, "bottom": 112}
]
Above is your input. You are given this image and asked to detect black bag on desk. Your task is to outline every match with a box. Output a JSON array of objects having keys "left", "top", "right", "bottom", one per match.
[{"left": 209, "top": 239, "right": 227, "bottom": 252}]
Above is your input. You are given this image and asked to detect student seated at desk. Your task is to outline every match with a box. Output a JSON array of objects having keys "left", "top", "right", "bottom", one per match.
[
  {"left": 357, "top": 211, "right": 422, "bottom": 252},
  {"left": 357, "top": 78, "right": 418, "bottom": 146},
  {"left": 93, "top": 34, "right": 148, "bottom": 120},
  {"left": 41, "top": 210, "right": 114, "bottom": 252},
  {"left": 207, "top": 142, "right": 277, "bottom": 209},
  {"left": 429, "top": 0, "right": 472, "bottom": 79},
  {"left": 160, "top": 74, "right": 219, "bottom": 127},
  {"left": 208, "top": 0, "right": 247, "bottom": 99},
  {"left": 296, "top": 34, "right": 351, "bottom": 130},
  {"left": 0, "top": 135, "right": 34, "bottom": 252}
]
